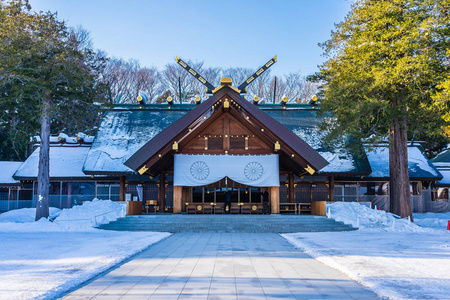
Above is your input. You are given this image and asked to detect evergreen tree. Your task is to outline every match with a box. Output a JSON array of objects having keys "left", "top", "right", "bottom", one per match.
[
  {"left": 317, "top": 0, "right": 450, "bottom": 219},
  {"left": 0, "top": 0, "right": 107, "bottom": 220}
]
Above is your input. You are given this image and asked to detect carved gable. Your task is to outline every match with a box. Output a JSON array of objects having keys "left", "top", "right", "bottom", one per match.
[{"left": 181, "top": 112, "right": 271, "bottom": 154}]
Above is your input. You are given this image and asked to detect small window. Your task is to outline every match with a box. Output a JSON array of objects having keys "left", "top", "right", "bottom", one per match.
[
  {"left": 230, "top": 137, "right": 245, "bottom": 149},
  {"left": 208, "top": 137, "right": 223, "bottom": 150},
  {"left": 437, "top": 188, "right": 448, "bottom": 200},
  {"left": 410, "top": 182, "right": 421, "bottom": 195}
]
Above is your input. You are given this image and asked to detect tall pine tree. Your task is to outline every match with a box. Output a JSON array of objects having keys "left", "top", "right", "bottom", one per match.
[
  {"left": 0, "top": 0, "right": 107, "bottom": 220},
  {"left": 317, "top": 0, "right": 450, "bottom": 219}
]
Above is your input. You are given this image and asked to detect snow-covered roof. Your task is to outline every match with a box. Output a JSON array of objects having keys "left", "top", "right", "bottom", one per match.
[
  {"left": 83, "top": 109, "right": 188, "bottom": 174},
  {"left": 0, "top": 162, "right": 22, "bottom": 185},
  {"left": 435, "top": 170, "right": 450, "bottom": 186},
  {"left": 430, "top": 148, "right": 450, "bottom": 164},
  {"left": 366, "top": 147, "right": 442, "bottom": 179},
  {"left": 84, "top": 106, "right": 371, "bottom": 175},
  {"left": 265, "top": 110, "right": 371, "bottom": 174},
  {"left": 14, "top": 147, "right": 91, "bottom": 180}
]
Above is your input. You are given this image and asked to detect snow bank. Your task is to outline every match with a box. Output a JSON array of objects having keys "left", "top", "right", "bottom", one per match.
[
  {"left": 0, "top": 207, "right": 61, "bottom": 223},
  {"left": 414, "top": 212, "right": 450, "bottom": 230},
  {"left": 0, "top": 199, "right": 170, "bottom": 300},
  {"left": 0, "top": 199, "right": 126, "bottom": 232},
  {"left": 327, "top": 201, "right": 423, "bottom": 232},
  {"left": 54, "top": 198, "right": 126, "bottom": 230},
  {"left": 283, "top": 202, "right": 450, "bottom": 300}
]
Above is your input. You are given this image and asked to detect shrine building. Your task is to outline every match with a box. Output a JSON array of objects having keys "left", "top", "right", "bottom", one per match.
[{"left": 2, "top": 57, "right": 443, "bottom": 214}]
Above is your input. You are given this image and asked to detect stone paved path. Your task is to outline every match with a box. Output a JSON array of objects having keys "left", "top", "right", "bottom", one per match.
[{"left": 62, "top": 233, "right": 378, "bottom": 299}]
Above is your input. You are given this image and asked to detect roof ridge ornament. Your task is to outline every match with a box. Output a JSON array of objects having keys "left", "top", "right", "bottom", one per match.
[{"left": 175, "top": 55, "right": 277, "bottom": 95}]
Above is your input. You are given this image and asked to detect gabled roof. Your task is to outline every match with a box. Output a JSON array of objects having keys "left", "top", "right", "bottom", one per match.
[
  {"left": 125, "top": 86, "right": 329, "bottom": 175},
  {"left": 14, "top": 146, "right": 93, "bottom": 180},
  {"left": 366, "top": 147, "right": 442, "bottom": 180},
  {"left": 430, "top": 148, "right": 450, "bottom": 186},
  {"left": 430, "top": 148, "right": 450, "bottom": 164}
]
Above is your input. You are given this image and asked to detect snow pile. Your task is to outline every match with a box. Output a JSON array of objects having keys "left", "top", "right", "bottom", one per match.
[
  {"left": 327, "top": 201, "right": 423, "bottom": 232},
  {"left": 283, "top": 202, "right": 450, "bottom": 299},
  {"left": 414, "top": 212, "right": 450, "bottom": 230},
  {"left": 54, "top": 198, "right": 126, "bottom": 230},
  {"left": 0, "top": 199, "right": 126, "bottom": 232},
  {"left": 0, "top": 200, "right": 170, "bottom": 300},
  {"left": 0, "top": 207, "right": 61, "bottom": 223}
]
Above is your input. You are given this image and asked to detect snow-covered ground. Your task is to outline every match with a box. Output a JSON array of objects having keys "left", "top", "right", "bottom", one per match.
[
  {"left": 0, "top": 200, "right": 170, "bottom": 300},
  {"left": 283, "top": 202, "right": 450, "bottom": 300}
]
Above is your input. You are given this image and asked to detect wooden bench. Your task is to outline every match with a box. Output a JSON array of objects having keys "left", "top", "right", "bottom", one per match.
[
  {"left": 214, "top": 203, "right": 225, "bottom": 214},
  {"left": 279, "top": 203, "right": 296, "bottom": 214},
  {"left": 186, "top": 204, "right": 204, "bottom": 214},
  {"left": 297, "top": 203, "right": 312, "bottom": 214}
]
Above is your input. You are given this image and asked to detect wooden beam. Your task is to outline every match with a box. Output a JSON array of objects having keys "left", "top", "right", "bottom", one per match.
[
  {"left": 173, "top": 185, "right": 182, "bottom": 214},
  {"left": 270, "top": 186, "right": 280, "bottom": 214}
]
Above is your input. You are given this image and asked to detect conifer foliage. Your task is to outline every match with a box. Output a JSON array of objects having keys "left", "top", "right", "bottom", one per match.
[
  {"left": 317, "top": 0, "right": 450, "bottom": 219},
  {"left": 0, "top": 0, "right": 107, "bottom": 220}
]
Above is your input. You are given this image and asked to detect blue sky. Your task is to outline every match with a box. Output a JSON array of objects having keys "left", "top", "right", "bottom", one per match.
[{"left": 29, "top": 0, "right": 352, "bottom": 76}]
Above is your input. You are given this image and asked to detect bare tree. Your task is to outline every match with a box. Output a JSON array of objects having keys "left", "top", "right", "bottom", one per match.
[
  {"left": 100, "top": 58, "right": 161, "bottom": 104},
  {"left": 161, "top": 61, "right": 204, "bottom": 103}
]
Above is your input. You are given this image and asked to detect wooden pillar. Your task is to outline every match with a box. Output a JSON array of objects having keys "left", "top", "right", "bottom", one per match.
[
  {"left": 173, "top": 185, "right": 182, "bottom": 214},
  {"left": 328, "top": 175, "right": 335, "bottom": 202},
  {"left": 119, "top": 175, "right": 126, "bottom": 202},
  {"left": 158, "top": 173, "right": 166, "bottom": 212},
  {"left": 288, "top": 172, "right": 295, "bottom": 203},
  {"left": 270, "top": 186, "right": 280, "bottom": 214}
]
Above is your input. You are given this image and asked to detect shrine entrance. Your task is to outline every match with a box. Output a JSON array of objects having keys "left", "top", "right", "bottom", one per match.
[{"left": 185, "top": 177, "right": 268, "bottom": 214}]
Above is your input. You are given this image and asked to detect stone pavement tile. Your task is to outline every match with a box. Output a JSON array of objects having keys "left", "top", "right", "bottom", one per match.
[
  {"left": 120, "top": 295, "right": 150, "bottom": 300},
  {"left": 91, "top": 294, "right": 122, "bottom": 300},
  {"left": 178, "top": 294, "right": 208, "bottom": 299},
  {"left": 62, "top": 233, "right": 379, "bottom": 300},
  {"left": 148, "top": 294, "right": 180, "bottom": 300}
]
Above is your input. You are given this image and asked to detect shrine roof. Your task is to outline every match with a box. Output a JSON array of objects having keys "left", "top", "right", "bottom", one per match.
[{"left": 83, "top": 91, "right": 370, "bottom": 176}]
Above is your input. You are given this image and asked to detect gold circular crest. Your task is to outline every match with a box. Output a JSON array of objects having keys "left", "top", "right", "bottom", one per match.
[
  {"left": 252, "top": 205, "right": 257, "bottom": 211},
  {"left": 197, "top": 205, "right": 202, "bottom": 211}
]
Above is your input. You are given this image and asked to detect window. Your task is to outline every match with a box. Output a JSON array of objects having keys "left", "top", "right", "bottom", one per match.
[
  {"left": 335, "top": 184, "right": 357, "bottom": 202},
  {"left": 437, "top": 188, "right": 448, "bottom": 200},
  {"left": 230, "top": 137, "right": 245, "bottom": 149},
  {"left": 359, "top": 182, "right": 388, "bottom": 196},
  {"left": 208, "top": 137, "right": 223, "bottom": 150},
  {"left": 410, "top": 182, "right": 421, "bottom": 195},
  {"left": 62, "top": 182, "right": 95, "bottom": 196},
  {"left": 97, "top": 183, "right": 120, "bottom": 201}
]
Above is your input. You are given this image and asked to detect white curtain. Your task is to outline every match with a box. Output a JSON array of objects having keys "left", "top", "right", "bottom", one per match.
[
  {"left": 136, "top": 185, "right": 143, "bottom": 202},
  {"left": 174, "top": 154, "right": 279, "bottom": 187}
]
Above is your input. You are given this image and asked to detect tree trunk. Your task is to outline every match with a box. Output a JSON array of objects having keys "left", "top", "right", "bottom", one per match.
[
  {"left": 389, "top": 101, "right": 413, "bottom": 221},
  {"left": 35, "top": 91, "right": 51, "bottom": 221}
]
